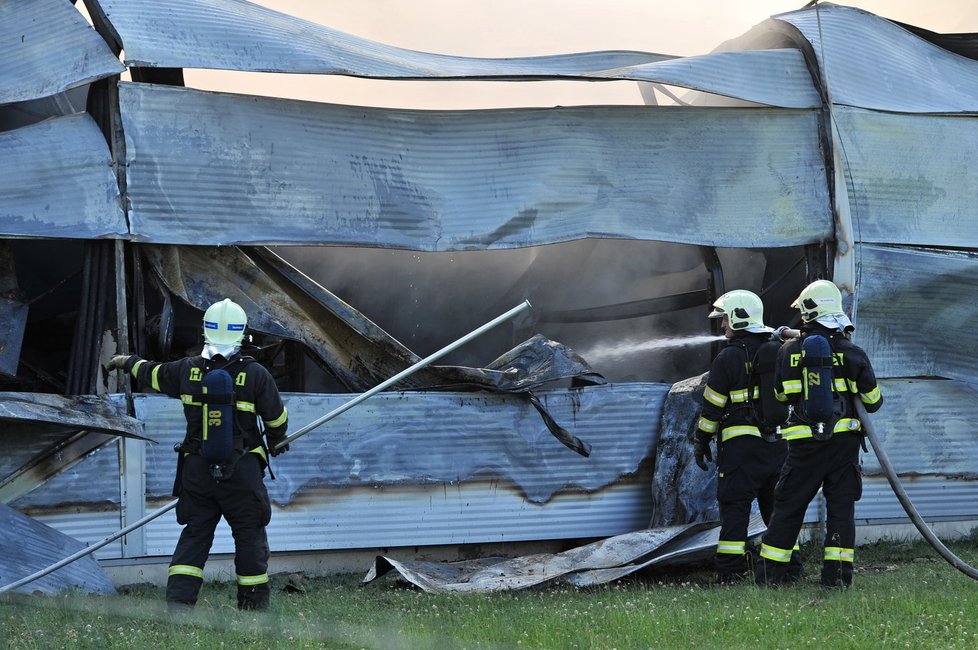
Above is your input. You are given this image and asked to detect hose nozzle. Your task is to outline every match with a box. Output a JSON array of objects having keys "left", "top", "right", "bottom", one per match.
[{"left": 775, "top": 326, "right": 801, "bottom": 342}]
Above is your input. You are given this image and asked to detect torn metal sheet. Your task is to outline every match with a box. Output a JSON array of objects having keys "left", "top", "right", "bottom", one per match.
[
  {"left": 855, "top": 245, "right": 978, "bottom": 383},
  {"left": 649, "top": 373, "right": 717, "bottom": 527},
  {"left": 0, "top": 392, "right": 144, "bottom": 439},
  {"left": 591, "top": 49, "right": 820, "bottom": 109},
  {"left": 362, "top": 523, "right": 704, "bottom": 593},
  {"left": 136, "top": 384, "right": 667, "bottom": 506},
  {"left": 93, "top": 0, "right": 672, "bottom": 77},
  {"left": 564, "top": 513, "right": 765, "bottom": 587},
  {"left": 778, "top": 5, "right": 978, "bottom": 112},
  {"left": 0, "top": 503, "right": 115, "bottom": 595},
  {"left": 0, "top": 0, "right": 124, "bottom": 106},
  {"left": 0, "top": 113, "right": 127, "bottom": 240},
  {"left": 120, "top": 82, "right": 831, "bottom": 249},
  {"left": 832, "top": 108, "right": 978, "bottom": 249},
  {"left": 0, "top": 298, "right": 27, "bottom": 378}
]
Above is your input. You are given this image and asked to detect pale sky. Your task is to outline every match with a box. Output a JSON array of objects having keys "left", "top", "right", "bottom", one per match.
[{"left": 184, "top": 0, "right": 978, "bottom": 108}]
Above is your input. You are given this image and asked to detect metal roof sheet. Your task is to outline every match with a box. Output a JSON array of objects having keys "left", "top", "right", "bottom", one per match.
[
  {"left": 778, "top": 4, "right": 978, "bottom": 113},
  {"left": 854, "top": 245, "right": 978, "bottom": 383},
  {"left": 92, "top": 0, "right": 672, "bottom": 77},
  {"left": 0, "top": 0, "right": 124, "bottom": 106},
  {"left": 834, "top": 107, "right": 978, "bottom": 249},
  {"left": 0, "top": 113, "right": 126, "bottom": 240},
  {"left": 119, "top": 82, "right": 831, "bottom": 249},
  {"left": 592, "top": 49, "right": 820, "bottom": 109}
]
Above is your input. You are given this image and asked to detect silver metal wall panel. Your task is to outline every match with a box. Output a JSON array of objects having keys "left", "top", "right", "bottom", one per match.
[
  {"left": 0, "top": 113, "right": 127, "bottom": 240},
  {"left": 778, "top": 4, "right": 978, "bottom": 113},
  {"left": 0, "top": 0, "right": 123, "bottom": 106},
  {"left": 856, "top": 476, "right": 978, "bottom": 523},
  {"left": 10, "top": 438, "right": 121, "bottom": 509},
  {"left": 120, "top": 82, "right": 831, "bottom": 249},
  {"left": 137, "top": 384, "right": 667, "bottom": 506},
  {"left": 834, "top": 108, "right": 978, "bottom": 248},
  {"left": 94, "top": 0, "right": 671, "bottom": 77},
  {"left": 854, "top": 245, "right": 978, "bottom": 382},
  {"left": 593, "top": 49, "right": 820, "bottom": 109},
  {"left": 858, "top": 379, "right": 978, "bottom": 478}
]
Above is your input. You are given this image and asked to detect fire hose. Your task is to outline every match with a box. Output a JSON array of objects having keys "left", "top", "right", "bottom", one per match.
[
  {"left": 777, "top": 327, "right": 978, "bottom": 580},
  {"left": 0, "top": 300, "right": 532, "bottom": 595}
]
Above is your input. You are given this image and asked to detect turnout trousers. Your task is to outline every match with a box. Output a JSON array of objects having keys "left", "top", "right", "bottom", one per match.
[
  {"left": 166, "top": 453, "right": 273, "bottom": 610},
  {"left": 714, "top": 436, "right": 787, "bottom": 579},
  {"left": 756, "top": 433, "right": 863, "bottom": 587}
]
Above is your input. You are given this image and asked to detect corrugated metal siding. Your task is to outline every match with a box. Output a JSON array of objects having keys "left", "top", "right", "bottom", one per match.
[
  {"left": 778, "top": 4, "right": 978, "bottom": 113},
  {"left": 593, "top": 49, "right": 820, "bottom": 109},
  {"left": 854, "top": 245, "right": 978, "bottom": 382},
  {"left": 95, "top": 0, "right": 671, "bottom": 76},
  {"left": 0, "top": 113, "right": 127, "bottom": 239},
  {"left": 120, "top": 82, "right": 831, "bottom": 249},
  {"left": 0, "top": 0, "right": 123, "bottom": 106},
  {"left": 835, "top": 108, "right": 978, "bottom": 248}
]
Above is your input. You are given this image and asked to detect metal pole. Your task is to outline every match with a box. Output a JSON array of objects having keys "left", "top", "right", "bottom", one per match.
[
  {"left": 0, "top": 500, "right": 177, "bottom": 594},
  {"left": 276, "top": 300, "right": 531, "bottom": 450}
]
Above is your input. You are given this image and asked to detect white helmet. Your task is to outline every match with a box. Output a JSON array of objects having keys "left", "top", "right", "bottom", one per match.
[
  {"left": 791, "top": 280, "right": 844, "bottom": 323},
  {"left": 203, "top": 299, "right": 247, "bottom": 346},
  {"left": 708, "top": 290, "right": 767, "bottom": 331}
]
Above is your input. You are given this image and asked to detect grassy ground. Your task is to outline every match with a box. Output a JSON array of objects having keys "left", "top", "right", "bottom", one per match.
[{"left": 2, "top": 536, "right": 978, "bottom": 649}]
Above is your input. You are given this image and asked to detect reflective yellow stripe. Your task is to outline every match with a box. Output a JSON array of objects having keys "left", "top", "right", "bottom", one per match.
[
  {"left": 698, "top": 417, "right": 719, "bottom": 434},
  {"left": 760, "top": 543, "right": 793, "bottom": 563},
  {"left": 131, "top": 359, "right": 146, "bottom": 377},
  {"left": 729, "top": 388, "right": 749, "bottom": 403},
  {"left": 168, "top": 565, "right": 204, "bottom": 579},
  {"left": 236, "top": 401, "right": 256, "bottom": 413},
  {"left": 782, "top": 379, "right": 803, "bottom": 395},
  {"left": 704, "top": 386, "right": 727, "bottom": 407},
  {"left": 833, "top": 418, "right": 861, "bottom": 433},
  {"left": 781, "top": 424, "right": 813, "bottom": 441},
  {"left": 720, "top": 426, "right": 762, "bottom": 442},
  {"left": 266, "top": 407, "right": 288, "bottom": 428},
  {"left": 833, "top": 377, "right": 849, "bottom": 391},
  {"left": 717, "top": 540, "right": 745, "bottom": 555},
  {"left": 251, "top": 446, "right": 268, "bottom": 463},
  {"left": 861, "top": 386, "right": 882, "bottom": 405},
  {"left": 151, "top": 365, "right": 162, "bottom": 392},
  {"left": 237, "top": 573, "right": 269, "bottom": 586},
  {"left": 824, "top": 546, "right": 853, "bottom": 563},
  {"left": 181, "top": 394, "right": 202, "bottom": 406}
]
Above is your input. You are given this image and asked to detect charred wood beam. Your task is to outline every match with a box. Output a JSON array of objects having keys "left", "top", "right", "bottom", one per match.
[{"left": 66, "top": 241, "right": 111, "bottom": 395}]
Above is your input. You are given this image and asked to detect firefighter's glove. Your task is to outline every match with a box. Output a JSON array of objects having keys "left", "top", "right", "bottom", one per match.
[
  {"left": 693, "top": 437, "right": 713, "bottom": 471},
  {"left": 107, "top": 354, "right": 131, "bottom": 371},
  {"left": 268, "top": 437, "right": 289, "bottom": 457}
]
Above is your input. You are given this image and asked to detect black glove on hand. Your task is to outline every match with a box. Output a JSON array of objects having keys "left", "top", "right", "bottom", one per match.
[
  {"left": 268, "top": 438, "right": 289, "bottom": 457},
  {"left": 693, "top": 437, "right": 713, "bottom": 471}
]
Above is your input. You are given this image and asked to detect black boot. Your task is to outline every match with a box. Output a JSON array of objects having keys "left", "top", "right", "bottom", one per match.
[
  {"left": 820, "top": 560, "right": 852, "bottom": 588},
  {"left": 238, "top": 583, "right": 270, "bottom": 611},
  {"left": 754, "top": 556, "right": 790, "bottom": 586}
]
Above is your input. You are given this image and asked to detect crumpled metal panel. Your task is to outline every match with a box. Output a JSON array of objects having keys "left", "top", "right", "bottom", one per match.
[
  {"left": 592, "top": 49, "right": 820, "bottom": 109},
  {"left": 0, "top": 298, "right": 27, "bottom": 377},
  {"left": 778, "top": 4, "right": 978, "bottom": 113},
  {"left": 0, "top": 503, "right": 115, "bottom": 595},
  {"left": 362, "top": 523, "right": 705, "bottom": 592},
  {"left": 0, "top": 392, "right": 143, "bottom": 439},
  {"left": 93, "top": 0, "right": 671, "bottom": 76},
  {"left": 833, "top": 108, "right": 978, "bottom": 248},
  {"left": 854, "top": 245, "right": 978, "bottom": 383},
  {"left": 137, "top": 384, "right": 666, "bottom": 507},
  {"left": 0, "top": 113, "right": 126, "bottom": 240},
  {"left": 120, "top": 82, "right": 831, "bottom": 249},
  {"left": 859, "top": 379, "right": 978, "bottom": 479},
  {"left": 0, "top": 0, "right": 124, "bottom": 106}
]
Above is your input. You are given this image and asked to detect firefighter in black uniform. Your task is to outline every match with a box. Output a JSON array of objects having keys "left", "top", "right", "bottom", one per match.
[
  {"left": 754, "top": 280, "right": 883, "bottom": 588},
  {"left": 109, "top": 298, "right": 289, "bottom": 611},
  {"left": 692, "top": 290, "right": 790, "bottom": 582}
]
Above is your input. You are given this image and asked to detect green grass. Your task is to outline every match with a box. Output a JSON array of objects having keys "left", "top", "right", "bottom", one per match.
[{"left": 2, "top": 536, "right": 978, "bottom": 649}]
